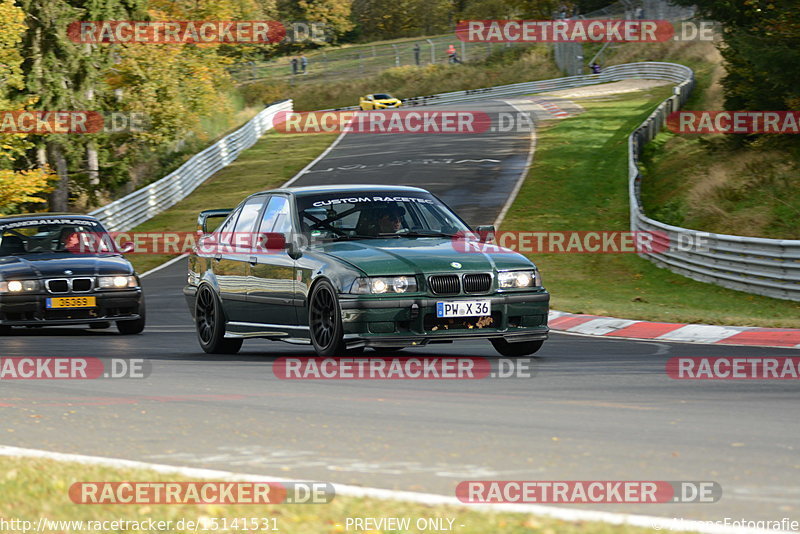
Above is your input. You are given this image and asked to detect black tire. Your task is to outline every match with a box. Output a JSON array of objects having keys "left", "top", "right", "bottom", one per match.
[
  {"left": 0, "top": 325, "right": 10, "bottom": 335},
  {"left": 89, "top": 322, "right": 111, "bottom": 329},
  {"left": 195, "top": 285, "right": 242, "bottom": 354},
  {"left": 117, "top": 297, "right": 146, "bottom": 335},
  {"left": 490, "top": 339, "right": 543, "bottom": 357},
  {"left": 309, "top": 279, "right": 345, "bottom": 357}
]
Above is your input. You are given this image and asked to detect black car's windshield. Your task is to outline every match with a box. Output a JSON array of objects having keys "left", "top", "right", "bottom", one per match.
[
  {"left": 296, "top": 191, "right": 470, "bottom": 240},
  {"left": 0, "top": 218, "right": 109, "bottom": 255}
]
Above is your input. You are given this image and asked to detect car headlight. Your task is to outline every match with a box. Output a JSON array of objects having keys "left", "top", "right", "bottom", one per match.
[
  {"left": 350, "top": 276, "right": 417, "bottom": 294},
  {"left": 497, "top": 270, "right": 539, "bottom": 289},
  {"left": 0, "top": 280, "right": 40, "bottom": 293},
  {"left": 98, "top": 275, "right": 138, "bottom": 289}
]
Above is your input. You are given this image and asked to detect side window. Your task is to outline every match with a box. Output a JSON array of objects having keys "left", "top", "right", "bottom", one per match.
[
  {"left": 232, "top": 196, "right": 266, "bottom": 248},
  {"left": 257, "top": 196, "right": 292, "bottom": 234},
  {"left": 216, "top": 207, "right": 241, "bottom": 246}
]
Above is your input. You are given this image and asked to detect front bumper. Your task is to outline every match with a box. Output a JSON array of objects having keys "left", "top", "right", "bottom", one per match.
[
  {"left": 0, "top": 290, "right": 143, "bottom": 327},
  {"left": 338, "top": 291, "right": 549, "bottom": 348}
]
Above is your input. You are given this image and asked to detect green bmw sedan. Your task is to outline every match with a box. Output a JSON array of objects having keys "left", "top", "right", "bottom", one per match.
[{"left": 184, "top": 185, "right": 549, "bottom": 357}]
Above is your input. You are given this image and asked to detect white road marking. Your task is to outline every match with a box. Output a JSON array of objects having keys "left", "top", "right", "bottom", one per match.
[
  {"left": 493, "top": 99, "right": 537, "bottom": 230},
  {"left": 0, "top": 444, "right": 788, "bottom": 534}
]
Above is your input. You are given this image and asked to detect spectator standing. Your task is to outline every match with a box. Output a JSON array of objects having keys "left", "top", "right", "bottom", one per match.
[
  {"left": 413, "top": 43, "right": 421, "bottom": 66},
  {"left": 590, "top": 62, "right": 602, "bottom": 74},
  {"left": 291, "top": 57, "right": 298, "bottom": 75},
  {"left": 300, "top": 55, "right": 308, "bottom": 74}
]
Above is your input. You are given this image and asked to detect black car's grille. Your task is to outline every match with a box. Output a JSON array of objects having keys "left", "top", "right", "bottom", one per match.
[
  {"left": 428, "top": 275, "right": 460, "bottom": 295},
  {"left": 71, "top": 278, "right": 93, "bottom": 292},
  {"left": 463, "top": 273, "right": 491, "bottom": 293},
  {"left": 47, "top": 279, "right": 69, "bottom": 293},
  {"left": 46, "top": 278, "right": 94, "bottom": 293}
]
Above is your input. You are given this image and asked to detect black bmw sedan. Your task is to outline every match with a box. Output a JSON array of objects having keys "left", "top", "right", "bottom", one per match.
[{"left": 0, "top": 214, "right": 145, "bottom": 334}]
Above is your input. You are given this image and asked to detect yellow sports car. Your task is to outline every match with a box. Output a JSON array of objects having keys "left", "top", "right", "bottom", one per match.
[{"left": 359, "top": 93, "right": 402, "bottom": 110}]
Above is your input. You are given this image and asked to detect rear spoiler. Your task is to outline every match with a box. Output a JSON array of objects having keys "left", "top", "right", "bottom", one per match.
[{"left": 197, "top": 209, "right": 232, "bottom": 234}]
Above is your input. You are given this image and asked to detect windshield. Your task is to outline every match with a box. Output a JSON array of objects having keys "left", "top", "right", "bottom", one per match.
[
  {"left": 296, "top": 191, "right": 471, "bottom": 240},
  {"left": 0, "top": 218, "right": 110, "bottom": 255},
  {"left": 373, "top": 93, "right": 393, "bottom": 100}
]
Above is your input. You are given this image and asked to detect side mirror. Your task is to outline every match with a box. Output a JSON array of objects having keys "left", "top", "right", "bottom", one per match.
[
  {"left": 119, "top": 241, "right": 135, "bottom": 254},
  {"left": 197, "top": 209, "right": 233, "bottom": 235},
  {"left": 475, "top": 225, "right": 496, "bottom": 243}
]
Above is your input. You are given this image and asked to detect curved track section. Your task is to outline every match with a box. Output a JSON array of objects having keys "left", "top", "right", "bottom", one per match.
[{"left": 1, "top": 95, "right": 797, "bottom": 524}]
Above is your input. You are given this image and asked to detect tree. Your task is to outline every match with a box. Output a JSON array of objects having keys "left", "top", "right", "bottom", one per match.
[
  {"left": 0, "top": 0, "right": 54, "bottom": 214},
  {"left": 672, "top": 0, "right": 800, "bottom": 112}
]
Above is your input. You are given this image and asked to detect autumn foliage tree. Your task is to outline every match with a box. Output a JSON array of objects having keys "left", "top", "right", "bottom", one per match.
[{"left": 0, "top": 0, "right": 54, "bottom": 214}]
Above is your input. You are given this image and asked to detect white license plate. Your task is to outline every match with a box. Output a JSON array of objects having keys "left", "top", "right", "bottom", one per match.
[{"left": 436, "top": 300, "right": 491, "bottom": 318}]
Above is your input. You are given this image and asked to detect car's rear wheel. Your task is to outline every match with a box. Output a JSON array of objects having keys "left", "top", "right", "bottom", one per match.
[
  {"left": 195, "top": 285, "right": 242, "bottom": 354},
  {"left": 491, "top": 338, "right": 543, "bottom": 357},
  {"left": 117, "top": 298, "right": 146, "bottom": 335},
  {"left": 309, "top": 280, "right": 345, "bottom": 357},
  {"left": 0, "top": 325, "right": 10, "bottom": 335}
]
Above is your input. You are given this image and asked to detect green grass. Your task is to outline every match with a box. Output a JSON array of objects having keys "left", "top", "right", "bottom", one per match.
[
  {"left": 128, "top": 132, "right": 336, "bottom": 274},
  {"left": 0, "top": 456, "right": 692, "bottom": 534},
  {"left": 501, "top": 88, "right": 800, "bottom": 327}
]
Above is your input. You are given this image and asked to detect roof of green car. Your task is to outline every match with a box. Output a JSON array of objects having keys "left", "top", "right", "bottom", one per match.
[{"left": 270, "top": 185, "right": 430, "bottom": 197}]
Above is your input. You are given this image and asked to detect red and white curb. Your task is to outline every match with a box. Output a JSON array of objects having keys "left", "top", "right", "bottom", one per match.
[{"left": 548, "top": 311, "right": 800, "bottom": 349}]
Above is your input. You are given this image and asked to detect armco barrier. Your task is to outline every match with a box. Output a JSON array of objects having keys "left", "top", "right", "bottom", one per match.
[
  {"left": 628, "top": 87, "right": 800, "bottom": 301},
  {"left": 88, "top": 99, "right": 293, "bottom": 232}
]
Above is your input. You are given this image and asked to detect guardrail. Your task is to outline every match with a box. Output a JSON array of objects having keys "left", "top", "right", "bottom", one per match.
[
  {"left": 88, "top": 99, "right": 293, "bottom": 232},
  {"left": 627, "top": 74, "right": 800, "bottom": 301}
]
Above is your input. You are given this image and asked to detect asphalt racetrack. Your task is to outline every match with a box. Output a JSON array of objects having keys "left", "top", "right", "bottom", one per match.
[{"left": 1, "top": 97, "right": 797, "bottom": 523}]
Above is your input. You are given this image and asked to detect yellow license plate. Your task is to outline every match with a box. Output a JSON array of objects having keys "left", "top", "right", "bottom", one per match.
[{"left": 46, "top": 296, "right": 97, "bottom": 309}]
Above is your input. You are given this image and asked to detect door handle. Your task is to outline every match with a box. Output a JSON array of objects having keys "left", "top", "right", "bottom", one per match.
[
  {"left": 249, "top": 256, "right": 258, "bottom": 266},
  {"left": 213, "top": 254, "right": 222, "bottom": 262}
]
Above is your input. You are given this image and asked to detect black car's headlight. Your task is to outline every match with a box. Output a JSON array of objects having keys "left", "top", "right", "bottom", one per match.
[
  {"left": 0, "top": 280, "right": 40, "bottom": 293},
  {"left": 97, "top": 275, "right": 138, "bottom": 289},
  {"left": 349, "top": 276, "right": 418, "bottom": 294},
  {"left": 497, "top": 269, "right": 540, "bottom": 289}
]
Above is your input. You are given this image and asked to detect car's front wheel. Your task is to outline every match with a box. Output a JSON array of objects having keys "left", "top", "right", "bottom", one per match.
[
  {"left": 117, "top": 298, "right": 146, "bottom": 335},
  {"left": 491, "top": 338, "right": 543, "bottom": 357},
  {"left": 309, "top": 280, "right": 345, "bottom": 357},
  {"left": 195, "top": 285, "right": 243, "bottom": 354}
]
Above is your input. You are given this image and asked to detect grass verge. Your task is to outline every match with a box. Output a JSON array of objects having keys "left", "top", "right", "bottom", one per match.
[
  {"left": 128, "top": 132, "right": 337, "bottom": 274},
  {"left": 501, "top": 88, "right": 800, "bottom": 327},
  {"left": 0, "top": 456, "right": 690, "bottom": 534}
]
